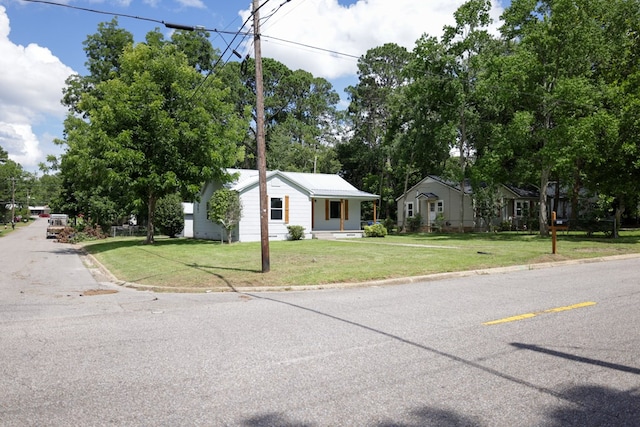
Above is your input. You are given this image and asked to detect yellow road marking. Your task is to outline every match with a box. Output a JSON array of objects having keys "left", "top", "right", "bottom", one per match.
[{"left": 483, "top": 301, "right": 596, "bottom": 326}]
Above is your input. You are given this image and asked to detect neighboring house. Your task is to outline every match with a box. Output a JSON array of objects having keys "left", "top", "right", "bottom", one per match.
[
  {"left": 29, "top": 206, "right": 51, "bottom": 217},
  {"left": 546, "top": 182, "right": 597, "bottom": 221},
  {"left": 396, "top": 175, "right": 540, "bottom": 232},
  {"left": 193, "top": 169, "right": 379, "bottom": 242},
  {"left": 498, "top": 184, "right": 539, "bottom": 230},
  {"left": 181, "top": 202, "right": 194, "bottom": 238},
  {"left": 396, "top": 175, "right": 475, "bottom": 232}
]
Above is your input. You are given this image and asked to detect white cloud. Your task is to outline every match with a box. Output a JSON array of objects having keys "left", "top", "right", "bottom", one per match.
[
  {"left": 0, "top": 6, "right": 74, "bottom": 170},
  {"left": 175, "top": 0, "right": 206, "bottom": 9},
  {"left": 241, "top": 0, "right": 504, "bottom": 79},
  {"left": 0, "top": 123, "right": 43, "bottom": 167}
]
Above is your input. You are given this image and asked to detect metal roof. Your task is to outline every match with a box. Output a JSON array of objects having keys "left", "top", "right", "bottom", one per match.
[{"left": 226, "top": 169, "right": 379, "bottom": 200}]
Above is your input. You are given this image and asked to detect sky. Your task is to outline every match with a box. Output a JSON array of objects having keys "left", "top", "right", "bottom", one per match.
[{"left": 0, "top": 0, "right": 507, "bottom": 172}]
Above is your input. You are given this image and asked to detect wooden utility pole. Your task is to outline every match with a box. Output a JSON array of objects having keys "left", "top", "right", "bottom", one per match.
[
  {"left": 11, "top": 177, "right": 16, "bottom": 224},
  {"left": 253, "top": 0, "right": 270, "bottom": 272}
]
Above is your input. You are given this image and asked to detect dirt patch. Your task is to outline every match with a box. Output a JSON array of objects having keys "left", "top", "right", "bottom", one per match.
[
  {"left": 531, "top": 254, "right": 570, "bottom": 263},
  {"left": 81, "top": 289, "right": 119, "bottom": 296}
]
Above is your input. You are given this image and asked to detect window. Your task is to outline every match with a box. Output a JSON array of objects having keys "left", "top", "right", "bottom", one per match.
[
  {"left": 330, "top": 201, "right": 341, "bottom": 219},
  {"left": 515, "top": 201, "right": 524, "bottom": 217},
  {"left": 270, "top": 197, "right": 283, "bottom": 220},
  {"left": 437, "top": 200, "right": 444, "bottom": 213},
  {"left": 407, "top": 202, "right": 414, "bottom": 217}
]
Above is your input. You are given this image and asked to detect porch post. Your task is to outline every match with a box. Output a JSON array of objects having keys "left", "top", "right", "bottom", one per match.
[
  {"left": 340, "top": 199, "right": 345, "bottom": 231},
  {"left": 373, "top": 200, "right": 377, "bottom": 222},
  {"left": 311, "top": 199, "right": 315, "bottom": 229}
]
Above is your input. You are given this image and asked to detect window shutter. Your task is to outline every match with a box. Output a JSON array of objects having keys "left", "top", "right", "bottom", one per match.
[
  {"left": 345, "top": 200, "right": 349, "bottom": 220},
  {"left": 285, "top": 195, "right": 290, "bottom": 224},
  {"left": 325, "top": 200, "right": 329, "bottom": 220}
]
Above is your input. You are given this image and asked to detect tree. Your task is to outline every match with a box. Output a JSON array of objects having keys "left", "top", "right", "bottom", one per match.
[
  {"left": 58, "top": 24, "right": 246, "bottom": 244},
  {"left": 207, "top": 188, "right": 242, "bottom": 244},
  {"left": 580, "top": 0, "right": 640, "bottom": 230},
  {"left": 219, "top": 58, "right": 342, "bottom": 173},
  {"left": 485, "top": 0, "right": 613, "bottom": 235},
  {"left": 394, "top": 1, "right": 496, "bottom": 232},
  {"left": 340, "top": 43, "right": 413, "bottom": 220},
  {"left": 155, "top": 193, "right": 185, "bottom": 238}
]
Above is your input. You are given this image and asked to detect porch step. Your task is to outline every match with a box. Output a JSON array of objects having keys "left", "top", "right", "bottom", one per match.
[{"left": 313, "top": 233, "right": 337, "bottom": 240}]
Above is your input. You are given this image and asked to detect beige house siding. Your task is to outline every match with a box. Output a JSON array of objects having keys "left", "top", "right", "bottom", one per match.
[{"left": 397, "top": 176, "right": 474, "bottom": 231}]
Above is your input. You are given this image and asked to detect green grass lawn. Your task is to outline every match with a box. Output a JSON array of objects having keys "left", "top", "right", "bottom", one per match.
[{"left": 81, "top": 230, "right": 640, "bottom": 291}]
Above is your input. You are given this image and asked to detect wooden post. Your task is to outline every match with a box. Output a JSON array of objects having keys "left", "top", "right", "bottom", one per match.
[
  {"left": 253, "top": 0, "right": 269, "bottom": 272},
  {"left": 373, "top": 200, "right": 377, "bottom": 223},
  {"left": 551, "top": 211, "right": 557, "bottom": 254}
]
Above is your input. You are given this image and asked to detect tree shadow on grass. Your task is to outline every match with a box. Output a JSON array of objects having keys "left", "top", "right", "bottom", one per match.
[{"left": 82, "top": 237, "right": 223, "bottom": 254}]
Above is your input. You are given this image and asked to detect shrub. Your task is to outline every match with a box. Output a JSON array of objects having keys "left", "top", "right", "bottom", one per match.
[
  {"left": 406, "top": 214, "right": 422, "bottom": 232},
  {"left": 155, "top": 193, "right": 184, "bottom": 238},
  {"left": 287, "top": 225, "right": 305, "bottom": 241},
  {"left": 207, "top": 189, "right": 242, "bottom": 244},
  {"left": 383, "top": 218, "right": 396, "bottom": 233},
  {"left": 364, "top": 223, "right": 387, "bottom": 237}
]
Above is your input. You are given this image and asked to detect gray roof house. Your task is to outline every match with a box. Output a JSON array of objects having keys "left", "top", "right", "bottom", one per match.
[
  {"left": 396, "top": 175, "right": 475, "bottom": 232},
  {"left": 193, "top": 169, "right": 379, "bottom": 242},
  {"left": 396, "top": 175, "right": 540, "bottom": 232}
]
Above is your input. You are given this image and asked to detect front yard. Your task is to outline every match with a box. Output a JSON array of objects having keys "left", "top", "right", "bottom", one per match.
[{"left": 81, "top": 231, "right": 640, "bottom": 291}]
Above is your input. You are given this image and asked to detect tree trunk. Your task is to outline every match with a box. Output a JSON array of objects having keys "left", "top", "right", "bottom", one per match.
[
  {"left": 570, "top": 163, "right": 582, "bottom": 222},
  {"left": 458, "top": 108, "right": 467, "bottom": 233},
  {"left": 145, "top": 193, "right": 156, "bottom": 245},
  {"left": 614, "top": 198, "right": 624, "bottom": 239},
  {"left": 539, "top": 166, "right": 550, "bottom": 237}
]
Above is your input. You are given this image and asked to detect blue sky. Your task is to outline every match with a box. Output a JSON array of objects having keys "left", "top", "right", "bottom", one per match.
[{"left": 0, "top": 0, "right": 507, "bottom": 171}]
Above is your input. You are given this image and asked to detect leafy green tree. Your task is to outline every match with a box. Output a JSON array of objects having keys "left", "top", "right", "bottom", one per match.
[
  {"left": 155, "top": 193, "right": 184, "bottom": 238},
  {"left": 486, "top": 0, "right": 613, "bottom": 235},
  {"left": 340, "top": 43, "right": 413, "bottom": 220},
  {"left": 580, "top": 0, "right": 640, "bottom": 230},
  {"left": 219, "top": 58, "right": 341, "bottom": 173},
  {"left": 399, "top": 0, "right": 496, "bottom": 231},
  {"left": 207, "top": 188, "right": 242, "bottom": 244},
  {"left": 58, "top": 24, "right": 246, "bottom": 244}
]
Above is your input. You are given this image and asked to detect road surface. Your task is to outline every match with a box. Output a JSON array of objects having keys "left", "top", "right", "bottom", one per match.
[{"left": 1, "top": 219, "right": 639, "bottom": 426}]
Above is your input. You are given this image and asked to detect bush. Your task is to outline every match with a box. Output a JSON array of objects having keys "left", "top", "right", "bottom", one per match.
[
  {"left": 406, "top": 214, "right": 422, "bottom": 232},
  {"left": 155, "top": 193, "right": 184, "bottom": 238},
  {"left": 364, "top": 223, "right": 387, "bottom": 237},
  {"left": 383, "top": 218, "right": 396, "bottom": 233},
  {"left": 287, "top": 225, "right": 305, "bottom": 241}
]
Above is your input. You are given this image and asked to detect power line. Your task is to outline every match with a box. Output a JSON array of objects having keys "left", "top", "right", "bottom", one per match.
[
  {"left": 22, "top": 0, "right": 361, "bottom": 62},
  {"left": 262, "top": 34, "right": 360, "bottom": 60}
]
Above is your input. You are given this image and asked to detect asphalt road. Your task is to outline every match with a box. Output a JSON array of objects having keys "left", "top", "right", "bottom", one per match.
[{"left": 1, "top": 219, "right": 639, "bottom": 426}]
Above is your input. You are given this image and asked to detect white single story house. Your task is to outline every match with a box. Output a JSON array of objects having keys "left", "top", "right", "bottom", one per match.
[{"left": 193, "top": 169, "right": 379, "bottom": 242}]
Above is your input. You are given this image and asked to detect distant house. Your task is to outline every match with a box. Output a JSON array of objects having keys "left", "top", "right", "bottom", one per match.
[
  {"left": 497, "top": 184, "right": 539, "bottom": 230},
  {"left": 546, "top": 182, "right": 597, "bottom": 221},
  {"left": 29, "top": 206, "right": 51, "bottom": 217},
  {"left": 396, "top": 175, "right": 475, "bottom": 232},
  {"left": 396, "top": 175, "right": 540, "bottom": 232},
  {"left": 193, "top": 169, "right": 379, "bottom": 242}
]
